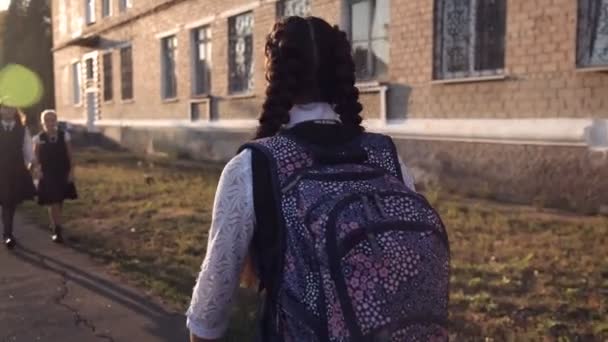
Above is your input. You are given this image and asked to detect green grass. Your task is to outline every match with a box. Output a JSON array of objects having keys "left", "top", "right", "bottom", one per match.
[{"left": 23, "top": 147, "right": 608, "bottom": 340}]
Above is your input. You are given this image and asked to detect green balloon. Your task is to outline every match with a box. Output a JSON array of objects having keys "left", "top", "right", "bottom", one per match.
[{"left": 0, "top": 64, "right": 44, "bottom": 108}]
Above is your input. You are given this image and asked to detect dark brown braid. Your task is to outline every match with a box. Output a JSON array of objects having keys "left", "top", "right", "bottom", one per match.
[{"left": 255, "top": 16, "right": 364, "bottom": 139}]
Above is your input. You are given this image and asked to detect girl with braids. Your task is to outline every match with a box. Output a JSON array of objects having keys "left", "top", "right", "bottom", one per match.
[{"left": 188, "top": 16, "right": 448, "bottom": 342}]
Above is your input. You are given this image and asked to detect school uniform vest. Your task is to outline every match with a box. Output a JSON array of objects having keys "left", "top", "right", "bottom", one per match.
[
  {"left": 37, "top": 130, "right": 71, "bottom": 177},
  {"left": 0, "top": 124, "right": 35, "bottom": 204},
  {"left": 35, "top": 130, "right": 77, "bottom": 206}
]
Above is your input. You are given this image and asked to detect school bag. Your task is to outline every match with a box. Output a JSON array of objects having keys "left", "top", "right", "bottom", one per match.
[{"left": 242, "top": 130, "right": 450, "bottom": 342}]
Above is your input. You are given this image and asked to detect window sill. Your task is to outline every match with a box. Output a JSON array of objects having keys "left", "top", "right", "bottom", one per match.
[
  {"left": 191, "top": 94, "right": 211, "bottom": 99},
  {"left": 431, "top": 74, "right": 507, "bottom": 85},
  {"left": 162, "top": 97, "right": 179, "bottom": 103},
  {"left": 224, "top": 93, "right": 256, "bottom": 100},
  {"left": 121, "top": 99, "right": 135, "bottom": 104},
  {"left": 357, "top": 81, "right": 389, "bottom": 93},
  {"left": 103, "top": 100, "right": 114, "bottom": 105},
  {"left": 356, "top": 80, "right": 381, "bottom": 88},
  {"left": 576, "top": 66, "right": 608, "bottom": 73},
  {"left": 73, "top": 103, "right": 83, "bottom": 107}
]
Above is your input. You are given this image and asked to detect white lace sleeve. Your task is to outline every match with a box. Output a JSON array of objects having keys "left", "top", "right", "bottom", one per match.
[
  {"left": 186, "top": 149, "right": 255, "bottom": 339},
  {"left": 23, "top": 128, "right": 34, "bottom": 166},
  {"left": 398, "top": 156, "right": 416, "bottom": 192}
]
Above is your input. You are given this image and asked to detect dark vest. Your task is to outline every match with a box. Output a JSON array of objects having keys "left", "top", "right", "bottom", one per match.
[
  {"left": 0, "top": 123, "right": 35, "bottom": 204},
  {"left": 37, "top": 130, "right": 71, "bottom": 176},
  {"left": 0, "top": 124, "right": 27, "bottom": 179}
]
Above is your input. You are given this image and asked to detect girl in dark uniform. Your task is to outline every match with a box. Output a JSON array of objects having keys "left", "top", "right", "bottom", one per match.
[
  {"left": 0, "top": 105, "right": 36, "bottom": 249},
  {"left": 34, "top": 109, "right": 78, "bottom": 243}
]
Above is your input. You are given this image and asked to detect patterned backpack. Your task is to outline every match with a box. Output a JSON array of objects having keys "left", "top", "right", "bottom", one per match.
[{"left": 243, "top": 131, "right": 450, "bottom": 342}]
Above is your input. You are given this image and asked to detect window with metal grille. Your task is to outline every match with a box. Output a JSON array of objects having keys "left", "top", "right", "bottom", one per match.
[
  {"left": 85, "top": 58, "right": 94, "bottom": 80},
  {"left": 120, "top": 46, "right": 133, "bottom": 100},
  {"left": 85, "top": 0, "right": 96, "bottom": 24},
  {"left": 577, "top": 0, "right": 608, "bottom": 68},
  {"left": 278, "top": 0, "right": 312, "bottom": 17},
  {"left": 161, "top": 36, "right": 178, "bottom": 99},
  {"left": 102, "top": 53, "right": 113, "bottom": 101},
  {"left": 433, "top": 0, "right": 506, "bottom": 80},
  {"left": 72, "top": 62, "right": 81, "bottom": 104},
  {"left": 102, "top": 0, "right": 111, "bottom": 17},
  {"left": 228, "top": 12, "right": 254, "bottom": 94},
  {"left": 192, "top": 26, "right": 211, "bottom": 96},
  {"left": 348, "top": 0, "right": 390, "bottom": 80}
]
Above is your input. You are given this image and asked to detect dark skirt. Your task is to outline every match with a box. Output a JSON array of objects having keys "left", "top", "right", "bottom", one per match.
[
  {"left": 37, "top": 173, "right": 78, "bottom": 205},
  {"left": 0, "top": 169, "right": 36, "bottom": 206}
]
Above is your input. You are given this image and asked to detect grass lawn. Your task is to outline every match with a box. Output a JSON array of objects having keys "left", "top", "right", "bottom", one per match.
[{"left": 23, "top": 147, "right": 608, "bottom": 340}]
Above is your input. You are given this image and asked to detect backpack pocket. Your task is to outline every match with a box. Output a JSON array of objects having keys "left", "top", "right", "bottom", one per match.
[{"left": 325, "top": 193, "right": 450, "bottom": 341}]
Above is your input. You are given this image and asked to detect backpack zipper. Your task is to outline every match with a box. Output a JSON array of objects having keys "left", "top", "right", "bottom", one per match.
[
  {"left": 281, "top": 169, "right": 385, "bottom": 194},
  {"left": 361, "top": 195, "right": 383, "bottom": 261}
]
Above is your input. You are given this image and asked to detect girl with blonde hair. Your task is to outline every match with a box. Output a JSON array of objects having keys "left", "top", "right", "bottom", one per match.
[{"left": 33, "top": 109, "right": 78, "bottom": 243}]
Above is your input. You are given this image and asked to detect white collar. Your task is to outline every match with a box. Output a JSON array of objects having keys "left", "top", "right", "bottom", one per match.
[
  {"left": 287, "top": 102, "right": 340, "bottom": 128},
  {"left": 1, "top": 120, "right": 15, "bottom": 130}
]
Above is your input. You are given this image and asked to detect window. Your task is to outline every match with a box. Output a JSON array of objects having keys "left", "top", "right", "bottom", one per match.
[
  {"left": 85, "top": 0, "right": 96, "bottom": 24},
  {"left": 278, "top": 0, "right": 312, "bottom": 17},
  {"left": 577, "top": 0, "right": 608, "bottom": 68},
  {"left": 161, "top": 35, "right": 178, "bottom": 99},
  {"left": 85, "top": 58, "right": 94, "bottom": 80},
  {"left": 348, "top": 0, "right": 390, "bottom": 80},
  {"left": 433, "top": 0, "right": 506, "bottom": 80},
  {"left": 102, "top": 0, "right": 111, "bottom": 17},
  {"left": 119, "top": 0, "right": 133, "bottom": 12},
  {"left": 102, "top": 53, "right": 113, "bottom": 101},
  {"left": 228, "top": 12, "right": 254, "bottom": 94},
  {"left": 72, "top": 62, "right": 82, "bottom": 104},
  {"left": 191, "top": 26, "right": 212, "bottom": 96},
  {"left": 120, "top": 46, "right": 133, "bottom": 100},
  {"left": 62, "top": 65, "right": 70, "bottom": 105}
]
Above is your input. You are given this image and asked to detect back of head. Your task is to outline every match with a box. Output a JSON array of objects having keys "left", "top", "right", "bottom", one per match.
[
  {"left": 0, "top": 105, "right": 25, "bottom": 127},
  {"left": 256, "top": 16, "right": 364, "bottom": 139}
]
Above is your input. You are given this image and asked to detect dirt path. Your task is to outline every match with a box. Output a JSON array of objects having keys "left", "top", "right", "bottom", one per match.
[{"left": 0, "top": 214, "right": 188, "bottom": 342}]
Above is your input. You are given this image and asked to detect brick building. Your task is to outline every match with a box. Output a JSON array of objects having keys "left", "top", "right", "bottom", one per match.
[{"left": 52, "top": 0, "right": 608, "bottom": 211}]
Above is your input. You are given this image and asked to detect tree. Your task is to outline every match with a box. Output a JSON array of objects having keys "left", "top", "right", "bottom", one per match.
[
  {"left": 1, "top": 0, "right": 54, "bottom": 127},
  {"left": 0, "top": 11, "right": 7, "bottom": 66}
]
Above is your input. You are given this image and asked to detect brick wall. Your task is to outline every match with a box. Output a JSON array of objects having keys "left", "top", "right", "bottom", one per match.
[
  {"left": 390, "top": 0, "right": 608, "bottom": 119},
  {"left": 53, "top": 48, "right": 86, "bottom": 122},
  {"left": 53, "top": 0, "right": 393, "bottom": 122},
  {"left": 53, "top": 0, "right": 608, "bottom": 212},
  {"left": 52, "top": 0, "right": 608, "bottom": 124}
]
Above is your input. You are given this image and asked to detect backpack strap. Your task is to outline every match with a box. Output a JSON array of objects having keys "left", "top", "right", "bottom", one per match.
[
  {"left": 358, "top": 132, "right": 404, "bottom": 182},
  {"left": 238, "top": 136, "right": 310, "bottom": 340},
  {"left": 238, "top": 134, "right": 313, "bottom": 287},
  {"left": 239, "top": 134, "right": 315, "bottom": 187}
]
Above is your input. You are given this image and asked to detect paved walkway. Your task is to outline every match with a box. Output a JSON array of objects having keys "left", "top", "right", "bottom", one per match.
[{"left": 0, "top": 214, "right": 189, "bottom": 342}]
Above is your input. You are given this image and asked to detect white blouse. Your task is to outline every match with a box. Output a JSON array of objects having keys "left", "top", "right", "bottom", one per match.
[{"left": 186, "top": 103, "right": 416, "bottom": 339}]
